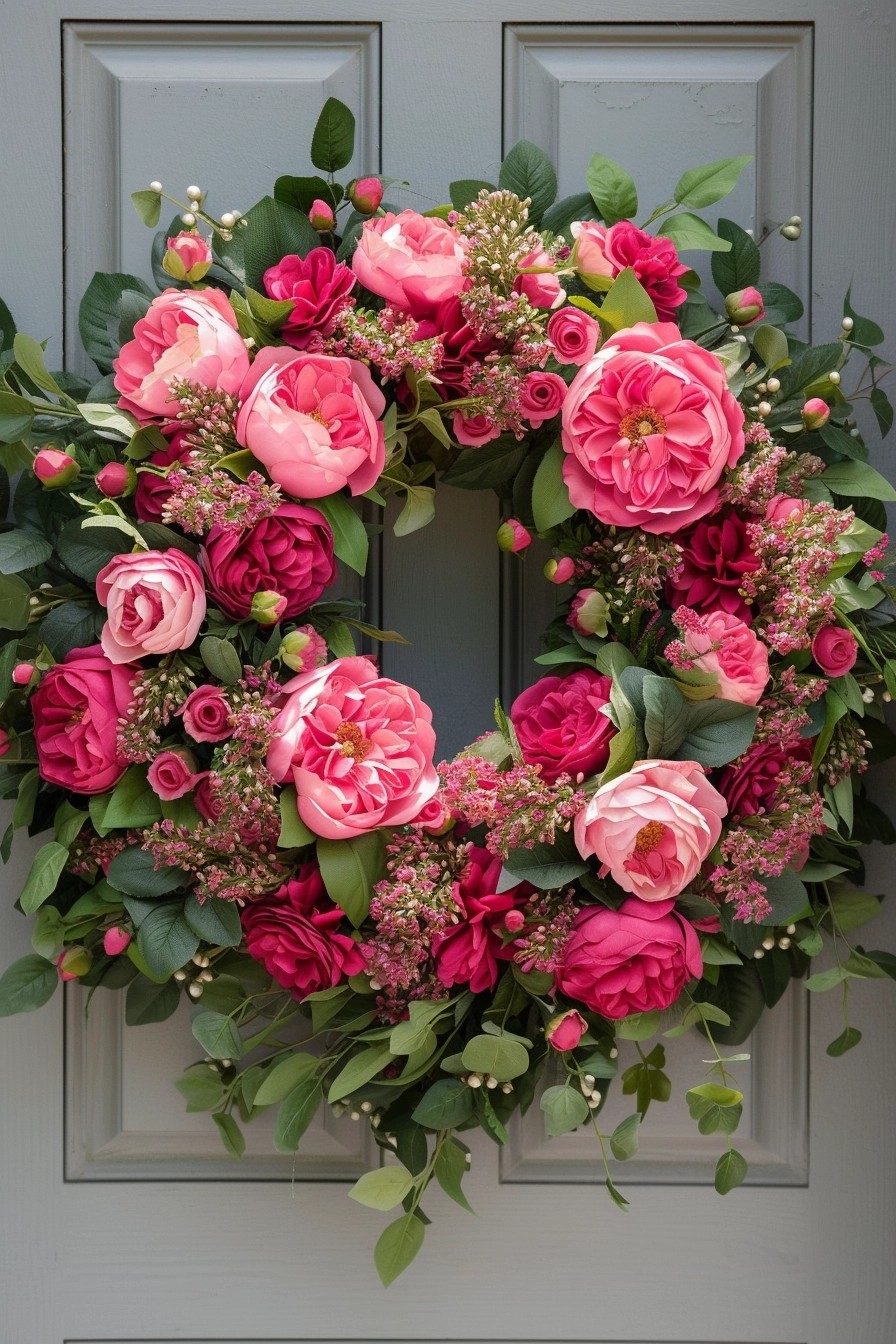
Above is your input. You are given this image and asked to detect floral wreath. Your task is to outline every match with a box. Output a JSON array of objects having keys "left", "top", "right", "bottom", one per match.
[{"left": 1, "top": 98, "right": 894, "bottom": 1285}]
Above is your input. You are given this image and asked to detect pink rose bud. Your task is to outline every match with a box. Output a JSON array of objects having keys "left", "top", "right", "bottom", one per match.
[
  {"left": 103, "top": 926, "right": 132, "bottom": 956},
  {"left": 95, "top": 461, "right": 136, "bottom": 498},
  {"left": 812, "top": 623, "right": 858, "bottom": 677},
  {"left": 251, "top": 590, "right": 288, "bottom": 625},
  {"left": 724, "top": 286, "right": 765, "bottom": 325},
  {"left": 12, "top": 663, "right": 34, "bottom": 686},
  {"left": 411, "top": 796, "right": 454, "bottom": 835},
  {"left": 57, "top": 946, "right": 92, "bottom": 981},
  {"left": 162, "top": 229, "right": 213, "bottom": 283},
  {"left": 546, "top": 1008, "right": 589, "bottom": 1052},
  {"left": 547, "top": 307, "right": 600, "bottom": 366},
  {"left": 545, "top": 556, "right": 577, "bottom": 585},
  {"left": 567, "top": 588, "right": 609, "bottom": 637},
  {"left": 765, "top": 493, "right": 809, "bottom": 524},
  {"left": 147, "top": 747, "right": 200, "bottom": 801},
  {"left": 504, "top": 908, "right": 526, "bottom": 934},
  {"left": 802, "top": 397, "right": 830, "bottom": 431},
  {"left": 496, "top": 518, "right": 532, "bottom": 554},
  {"left": 33, "top": 448, "right": 79, "bottom": 488},
  {"left": 308, "top": 199, "right": 336, "bottom": 232},
  {"left": 0, "top": 728, "right": 9, "bottom": 757},
  {"left": 349, "top": 177, "right": 384, "bottom": 215},
  {"left": 280, "top": 625, "right": 329, "bottom": 673}
]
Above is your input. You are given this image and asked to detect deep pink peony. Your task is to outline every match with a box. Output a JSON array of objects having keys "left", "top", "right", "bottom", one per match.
[
  {"left": 113, "top": 288, "right": 250, "bottom": 421},
  {"left": 561, "top": 323, "right": 745, "bottom": 535},
  {"left": 203, "top": 503, "right": 336, "bottom": 622},
  {"left": 676, "top": 608, "right": 770, "bottom": 706},
  {"left": 574, "top": 760, "right": 727, "bottom": 902},
  {"left": 433, "top": 847, "right": 528, "bottom": 993},
  {"left": 134, "top": 429, "right": 194, "bottom": 523},
  {"left": 262, "top": 248, "right": 356, "bottom": 349},
  {"left": 812, "top": 623, "right": 859, "bottom": 677},
  {"left": 414, "top": 296, "right": 498, "bottom": 396},
  {"left": 268, "top": 655, "right": 439, "bottom": 840},
  {"left": 147, "top": 748, "right": 200, "bottom": 801},
  {"left": 241, "top": 861, "right": 366, "bottom": 1000},
  {"left": 96, "top": 550, "right": 206, "bottom": 664},
  {"left": 665, "top": 507, "right": 759, "bottom": 621},
  {"left": 181, "top": 685, "right": 232, "bottom": 742},
  {"left": 510, "top": 668, "right": 616, "bottom": 784},
  {"left": 557, "top": 898, "right": 702, "bottom": 1019},
  {"left": 717, "top": 738, "right": 811, "bottom": 820},
  {"left": 31, "top": 646, "right": 135, "bottom": 794},
  {"left": 571, "top": 220, "right": 688, "bottom": 321},
  {"left": 235, "top": 346, "right": 385, "bottom": 499},
  {"left": 351, "top": 210, "right": 466, "bottom": 318},
  {"left": 519, "top": 371, "right": 567, "bottom": 427},
  {"left": 547, "top": 307, "right": 600, "bottom": 366}
]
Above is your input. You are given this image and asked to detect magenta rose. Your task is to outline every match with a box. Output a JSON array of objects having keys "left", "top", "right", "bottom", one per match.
[
  {"left": 571, "top": 220, "right": 688, "bottom": 321},
  {"left": 665, "top": 507, "right": 759, "bottom": 621},
  {"left": 241, "top": 861, "right": 366, "bottom": 1000},
  {"left": 547, "top": 308, "right": 600, "bottom": 366},
  {"left": 520, "top": 371, "right": 567, "bottom": 428},
  {"left": 147, "top": 748, "right": 200, "bottom": 801},
  {"left": 557, "top": 898, "right": 702, "bottom": 1019},
  {"left": 134, "top": 429, "right": 194, "bottom": 523},
  {"left": 351, "top": 210, "right": 466, "bottom": 318},
  {"left": 674, "top": 607, "right": 770, "bottom": 706},
  {"left": 236, "top": 346, "right": 385, "bottom": 499},
  {"left": 31, "top": 646, "right": 135, "bottom": 794},
  {"left": 433, "top": 847, "right": 528, "bottom": 993},
  {"left": 262, "top": 248, "right": 356, "bottom": 349},
  {"left": 415, "top": 296, "right": 498, "bottom": 397},
  {"left": 574, "top": 760, "right": 727, "bottom": 902},
  {"left": 181, "top": 685, "right": 232, "bottom": 742},
  {"left": 514, "top": 247, "right": 565, "bottom": 310},
  {"left": 510, "top": 668, "right": 616, "bottom": 785},
  {"left": 268, "top": 655, "right": 438, "bottom": 839},
  {"left": 113, "top": 288, "right": 250, "bottom": 421},
  {"left": 203, "top": 503, "right": 336, "bottom": 623},
  {"left": 96, "top": 550, "right": 206, "bottom": 664},
  {"left": 812, "top": 623, "right": 858, "bottom": 677},
  {"left": 717, "top": 739, "right": 811, "bottom": 820},
  {"left": 561, "top": 322, "right": 746, "bottom": 535}
]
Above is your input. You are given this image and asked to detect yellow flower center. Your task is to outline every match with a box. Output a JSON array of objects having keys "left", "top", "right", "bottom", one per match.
[
  {"left": 618, "top": 405, "right": 667, "bottom": 447},
  {"left": 633, "top": 820, "right": 668, "bottom": 856},
  {"left": 335, "top": 720, "right": 372, "bottom": 761}
]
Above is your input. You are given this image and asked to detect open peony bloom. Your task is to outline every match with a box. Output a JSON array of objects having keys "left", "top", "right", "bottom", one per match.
[
  {"left": 510, "top": 668, "right": 616, "bottom": 784},
  {"left": 561, "top": 322, "right": 745, "bottom": 535},
  {"left": 574, "top": 759, "right": 727, "bottom": 902},
  {"left": 351, "top": 210, "right": 467, "bottom": 318},
  {"left": 31, "top": 646, "right": 135, "bottom": 795},
  {"left": 268, "top": 655, "right": 439, "bottom": 840},
  {"left": 262, "top": 248, "right": 356, "bottom": 349},
  {"left": 96, "top": 549, "right": 207, "bottom": 664}
]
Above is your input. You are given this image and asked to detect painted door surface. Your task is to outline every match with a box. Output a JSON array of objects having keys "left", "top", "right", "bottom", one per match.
[{"left": 1, "top": 3, "right": 895, "bottom": 1342}]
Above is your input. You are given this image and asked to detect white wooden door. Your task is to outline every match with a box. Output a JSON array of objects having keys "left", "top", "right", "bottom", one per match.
[{"left": 2, "top": 3, "right": 895, "bottom": 1342}]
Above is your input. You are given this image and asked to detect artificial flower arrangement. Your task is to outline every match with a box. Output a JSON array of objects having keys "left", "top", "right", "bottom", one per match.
[{"left": 0, "top": 97, "right": 894, "bottom": 1284}]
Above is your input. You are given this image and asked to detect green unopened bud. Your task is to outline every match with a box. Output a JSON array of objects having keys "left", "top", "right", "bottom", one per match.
[
  {"left": 250, "top": 590, "right": 287, "bottom": 626},
  {"left": 57, "top": 946, "right": 92, "bottom": 981}
]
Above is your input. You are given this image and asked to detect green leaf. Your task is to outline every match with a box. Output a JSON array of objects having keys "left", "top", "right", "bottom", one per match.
[
  {"left": 756, "top": 872, "right": 810, "bottom": 926},
  {"left": 502, "top": 842, "right": 587, "bottom": 890},
  {"left": 56, "top": 520, "right": 131, "bottom": 585},
  {"left": 616, "top": 1010, "right": 661, "bottom": 1041},
  {"left": 677, "top": 699, "right": 758, "bottom": 769},
  {"left": 540, "top": 1083, "right": 589, "bottom": 1136},
  {"left": 804, "top": 964, "right": 852, "bottom": 992},
  {"left": 674, "top": 156, "right": 752, "bottom": 208},
  {"left": 541, "top": 192, "right": 600, "bottom": 238},
  {"left": 274, "top": 174, "right": 337, "bottom": 214},
  {"left": 777, "top": 342, "right": 842, "bottom": 400},
  {"left": 827, "top": 1026, "right": 862, "bottom": 1057},
  {"left": 310, "top": 97, "right": 356, "bottom": 174},
  {"left": 0, "top": 391, "right": 35, "bottom": 442},
  {"left": 389, "top": 999, "right": 448, "bottom": 1055},
  {"left": 131, "top": 189, "right": 162, "bottom": 228},
  {"left": 441, "top": 435, "right": 527, "bottom": 491},
  {"left": 243, "top": 286, "right": 296, "bottom": 332},
  {"left": 585, "top": 152, "right": 638, "bottom": 225},
  {"left": 711, "top": 218, "right": 761, "bottom": 293},
  {"left": 0, "top": 296, "right": 16, "bottom": 352},
  {"left": 760, "top": 282, "right": 804, "bottom": 325},
  {"left": 819, "top": 423, "right": 868, "bottom": 463},
  {"left": 827, "top": 882, "right": 881, "bottom": 933},
  {"left": 688, "top": 1082, "right": 744, "bottom": 1108},
  {"left": 327, "top": 1043, "right": 393, "bottom": 1103},
  {"left": 822, "top": 459, "right": 896, "bottom": 502},
  {"left": 374, "top": 1212, "right": 425, "bottom": 1287},
  {"left": 31, "top": 905, "right": 65, "bottom": 961},
  {"left": 714, "top": 1147, "right": 748, "bottom": 1194},
  {"left": 40, "top": 600, "right": 103, "bottom": 657},
  {"left": 434, "top": 1138, "right": 474, "bottom": 1213},
  {"left": 643, "top": 675, "right": 690, "bottom": 758},
  {"left": 78, "top": 271, "right": 153, "bottom": 375},
  {"left": 317, "top": 831, "right": 385, "bottom": 927},
  {"left": 871, "top": 387, "right": 893, "bottom": 439},
  {"left": 843, "top": 285, "right": 884, "bottom": 347},
  {"left": 531, "top": 439, "right": 574, "bottom": 531},
  {"left": 597, "top": 268, "right": 658, "bottom": 330},
  {"left": 394, "top": 484, "right": 436, "bottom": 538},
  {"left": 19, "top": 840, "right": 70, "bottom": 915},
  {"left": 242, "top": 195, "right": 320, "bottom": 292},
  {"left": 0, "top": 573, "right": 33, "bottom": 629},
  {"left": 461, "top": 1033, "right": 529, "bottom": 1081},
  {"left": 136, "top": 905, "right": 199, "bottom": 979},
  {"left": 100, "top": 768, "right": 162, "bottom": 831},
  {"left": 183, "top": 894, "right": 242, "bottom": 947},
  {"left": 314, "top": 493, "right": 369, "bottom": 575},
  {"left": 449, "top": 179, "right": 495, "bottom": 211},
  {"left": 76, "top": 403, "right": 139, "bottom": 440},
  {"left": 349, "top": 1165, "right": 416, "bottom": 1211},
  {"left": 274, "top": 1078, "right": 323, "bottom": 1152},
  {"left": 199, "top": 635, "right": 243, "bottom": 684},
  {"left": 125, "top": 976, "right": 180, "bottom": 1026},
  {"left": 657, "top": 212, "right": 732, "bottom": 253},
  {"left": 0, "top": 954, "right": 57, "bottom": 1017},
  {"left": 752, "top": 324, "right": 790, "bottom": 374},
  {"left": 277, "top": 786, "right": 317, "bottom": 848},
  {"left": 498, "top": 141, "right": 558, "bottom": 227},
  {"left": 213, "top": 1112, "right": 246, "bottom": 1159},
  {"left": 12, "top": 333, "right": 65, "bottom": 399},
  {"left": 411, "top": 1077, "right": 474, "bottom": 1129},
  {"left": 610, "top": 1113, "right": 641, "bottom": 1161},
  {"left": 106, "top": 846, "right": 185, "bottom": 897},
  {"left": 253, "top": 1053, "right": 319, "bottom": 1107},
  {"left": 191, "top": 1010, "right": 243, "bottom": 1061}
]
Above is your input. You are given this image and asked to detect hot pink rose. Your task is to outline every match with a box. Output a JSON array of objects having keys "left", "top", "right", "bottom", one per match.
[
  {"left": 452, "top": 411, "right": 500, "bottom": 448},
  {"left": 717, "top": 738, "right": 811, "bottom": 820},
  {"left": 520, "top": 371, "right": 567, "bottom": 428},
  {"left": 674, "top": 607, "right": 770, "bottom": 706},
  {"left": 147, "top": 747, "right": 200, "bottom": 800},
  {"left": 268, "top": 655, "right": 438, "bottom": 839},
  {"left": 181, "top": 685, "right": 232, "bottom": 742},
  {"left": 113, "top": 288, "right": 250, "bottom": 421},
  {"left": 193, "top": 772, "right": 224, "bottom": 823},
  {"left": 561, "top": 322, "right": 745, "bottom": 535},
  {"left": 557, "top": 898, "right": 702, "bottom": 1019},
  {"left": 574, "top": 760, "right": 727, "bottom": 902},
  {"left": 96, "top": 550, "right": 206, "bottom": 664},
  {"left": 665, "top": 508, "right": 759, "bottom": 621},
  {"left": 546, "top": 1008, "right": 588, "bottom": 1051},
  {"left": 510, "top": 668, "right": 616, "bottom": 785},
  {"left": 262, "top": 248, "right": 356, "bottom": 349},
  {"left": 203, "top": 503, "right": 336, "bottom": 623},
  {"left": 31, "top": 646, "right": 135, "bottom": 794},
  {"left": 514, "top": 247, "right": 565, "bottom": 310},
  {"left": 547, "top": 308, "right": 600, "bottom": 366},
  {"left": 351, "top": 211, "right": 466, "bottom": 318},
  {"left": 433, "top": 847, "right": 529, "bottom": 993},
  {"left": 571, "top": 220, "right": 687, "bottom": 321},
  {"left": 236, "top": 346, "right": 385, "bottom": 499},
  {"left": 812, "top": 623, "right": 858, "bottom": 677},
  {"left": 241, "top": 861, "right": 366, "bottom": 1000},
  {"left": 134, "top": 429, "right": 194, "bottom": 522}
]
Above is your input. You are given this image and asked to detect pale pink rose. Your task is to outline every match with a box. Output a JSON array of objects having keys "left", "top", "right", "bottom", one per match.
[
  {"left": 147, "top": 747, "right": 200, "bottom": 800},
  {"left": 571, "top": 220, "right": 687, "bottom": 321},
  {"left": 514, "top": 247, "right": 565, "bottom": 310},
  {"left": 520, "top": 371, "right": 567, "bottom": 427},
  {"left": 351, "top": 211, "right": 466, "bottom": 318},
  {"left": 812, "top": 624, "right": 858, "bottom": 677},
  {"left": 268, "top": 655, "right": 439, "bottom": 840},
  {"left": 765, "top": 493, "right": 810, "bottom": 524},
  {"left": 453, "top": 411, "right": 501, "bottom": 448},
  {"left": 547, "top": 308, "right": 600, "bottom": 366},
  {"left": 410, "top": 796, "right": 453, "bottom": 834},
  {"left": 675, "top": 608, "right": 770, "bottom": 706},
  {"left": 181, "top": 684, "right": 232, "bottom": 742},
  {"left": 113, "top": 288, "right": 249, "bottom": 421},
  {"left": 574, "top": 760, "right": 727, "bottom": 903},
  {"left": 561, "top": 322, "right": 746, "bottom": 535},
  {"left": 235, "top": 346, "right": 385, "bottom": 499},
  {"left": 546, "top": 1009, "right": 588, "bottom": 1052},
  {"left": 96, "top": 550, "right": 206, "bottom": 664}
]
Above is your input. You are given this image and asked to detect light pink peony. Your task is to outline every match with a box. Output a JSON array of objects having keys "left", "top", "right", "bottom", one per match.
[
  {"left": 574, "top": 759, "right": 727, "bottom": 902},
  {"left": 570, "top": 220, "right": 687, "bottom": 321},
  {"left": 181, "top": 685, "right": 232, "bottom": 742},
  {"left": 547, "top": 307, "right": 600, "bottom": 366},
  {"left": 675, "top": 608, "right": 770, "bottom": 706},
  {"left": 268, "top": 655, "right": 439, "bottom": 839},
  {"left": 113, "top": 288, "right": 249, "bottom": 421},
  {"left": 235, "top": 346, "right": 385, "bottom": 499},
  {"left": 519, "top": 371, "right": 567, "bottom": 427},
  {"left": 351, "top": 211, "right": 466, "bottom": 318},
  {"left": 561, "top": 322, "right": 745, "bottom": 535},
  {"left": 514, "top": 247, "right": 565, "bottom": 310},
  {"left": 147, "top": 747, "right": 200, "bottom": 800},
  {"left": 96, "top": 550, "right": 206, "bottom": 664}
]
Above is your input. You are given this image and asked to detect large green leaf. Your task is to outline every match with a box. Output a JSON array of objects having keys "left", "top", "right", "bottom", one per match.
[
  {"left": 822, "top": 459, "right": 896, "bottom": 502},
  {"left": 253, "top": 1052, "right": 320, "bottom": 1107},
  {"left": 411, "top": 1077, "right": 474, "bottom": 1129},
  {"left": 374, "top": 1213, "right": 425, "bottom": 1287},
  {"left": 0, "top": 529, "right": 52, "bottom": 575},
  {"left": 498, "top": 140, "right": 558, "bottom": 227},
  {"left": 327, "top": 1043, "right": 393, "bottom": 1103},
  {"left": 191, "top": 1010, "right": 243, "bottom": 1061},
  {"left": 676, "top": 700, "right": 758, "bottom": 769},
  {"left": 19, "top": 841, "right": 70, "bottom": 915},
  {"left": 310, "top": 97, "right": 356, "bottom": 173},
  {"left": 531, "top": 439, "right": 575, "bottom": 531},
  {"left": 349, "top": 1166, "right": 415, "bottom": 1211},
  {"left": 711, "top": 218, "right": 761, "bottom": 294},
  {"left": 136, "top": 904, "right": 199, "bottom": 979},
  {"left": 585, "top": 152, "right": 637, "bottom": 225},
  {"left": 0, "top": 954, "right": 58, "bottom": 1017},
  {"left": 657, "top": 213, "right": 732, "bottom": 253},
  {"left": 78, "top": 271, "right": 154, "bottom": 374},
  {"left": 313, "top": 492, "right": 369, "bottom": 575},
  {"left": 597, "top": 268, "right": 658, "bottom": 331},
  {"left": 673, "top": 156, "right": 752, "bottom": 209},
  {"left": 540, "top": 1083, "right": 589, "bottom": 1136},
  {"left": 182, "top": 894, "right": 242, "bottom": 947},
  {"left": 0, "top": 391, "right": 34, "bottom": 442},
  {"left": 101, "top": 769, "right": 163, "bottom": 832},
  {"left": 274, "top": 1078, "right": 323, "bottom": 1152},
  {"left": 461, "top": 1033, "right": 529, "bottom": 1081},
  {"left": 242, "top": 196, "right": 319, "bottom": 292},
  {"left": 317, "top": 831, "right": 385, "bottom": 927}
]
